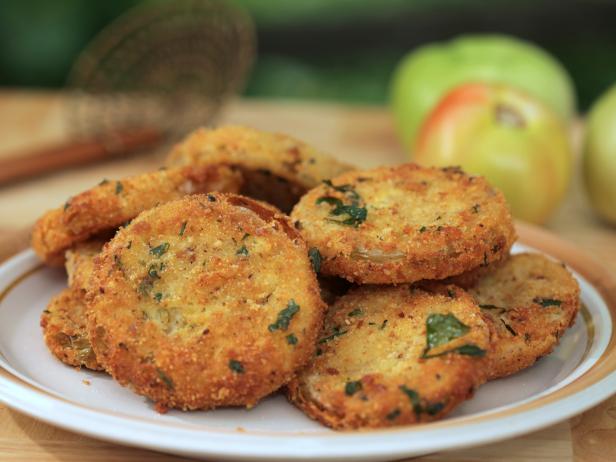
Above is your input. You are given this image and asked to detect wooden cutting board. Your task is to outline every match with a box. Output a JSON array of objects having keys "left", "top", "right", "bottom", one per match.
[{"left": 0, "top": 90, "right": 614, "bottom": 462}]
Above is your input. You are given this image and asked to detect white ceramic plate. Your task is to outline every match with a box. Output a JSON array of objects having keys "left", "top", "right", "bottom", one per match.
[{"left": 1, "top": 225, "right": 615, "bottom": 461}]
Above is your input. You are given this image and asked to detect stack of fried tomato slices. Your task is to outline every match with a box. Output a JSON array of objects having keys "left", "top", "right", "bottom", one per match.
[{"left": 35, "top": 125, "right": 579, "bottom": 428}]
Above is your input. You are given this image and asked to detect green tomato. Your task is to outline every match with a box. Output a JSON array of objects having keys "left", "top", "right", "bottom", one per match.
[
  {"left": 390, "top": 34, "right": 576, "bottom": 149},
  {"left": 583, "top": 84, "right": 616, "bottom": 224},
  {"left": 414, "top": 83, "right": 573, "bottom": 224}
]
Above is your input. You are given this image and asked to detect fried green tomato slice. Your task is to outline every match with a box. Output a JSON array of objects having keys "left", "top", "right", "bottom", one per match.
[
  {"left": 467, "top": 253, "right": 580, "bottom": 380},
  {"left": 291, "top": 163, "right": 516, "bottom": 284},
  {"left": 286, "top": 284, "right": 490, "bottom": 430},
  {"left": 86, "top": 193, "right": 325, "bottom": 411},
  {"left": 165, "top": 125, "right": 354, "bottom": 213},
  {"left": 32, "top": 164, "right": 243, "bottom": 266},
  {"left": 41, "top": 288, "right": 103, "bottom": 371}
]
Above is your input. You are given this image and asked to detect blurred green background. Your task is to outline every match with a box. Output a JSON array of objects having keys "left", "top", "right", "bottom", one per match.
[{"left": 0, "top": 0, "right": 614, "bottom": 111}]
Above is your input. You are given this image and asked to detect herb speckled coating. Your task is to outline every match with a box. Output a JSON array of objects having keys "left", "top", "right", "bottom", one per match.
[
  {"left": 41, "top": 288, "right": 103, "bottom": 371},
  {"left": 291, "top": 163, "right": 516, "bottom": 284},
  {"left": 32, "top": 164, "right": 243, "bottom": 266},
  {"left": 468, "top": 253, "right": 580, "bottom": 380},
  {"left": 286, "top": 284, "right": 490, "bottom": 430},
  {"left": 86, "top": 193, "right": 325, "bottom": 411},
  {"left": 41, "top": 240, "right": 106, "bottom": 371},
  {"left": 165, "top": 126, "right": 354, "bottom": 213}
]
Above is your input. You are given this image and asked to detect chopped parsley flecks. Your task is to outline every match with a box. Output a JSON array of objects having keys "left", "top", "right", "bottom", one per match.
[
  {"left": 229, "top": 359, "right": 244, "bottom": 373},
  {"left": 380, "top": 319, "right": 388, "bottom": 330},
  {"left": 424, "top": 401, "right": 445, "bottom": 416},
  {"left": 318, "top": 325, "right": 348, "bottom": 344},
  {"left": 148, "top": 264, "right": 161, "bottom": 279},
  {"left": 421, "top": 313, "right": 485, "bottom": 359},
  {"left": 316, "top": 196, "right": 367, "bottom": 227},
  {"left": 115, "top": 181, "right": 123, "bottom": 194},
  {"left": 150, "top": 242, "right": 170, "bottom": 257},
  {"left": 268, "top": 299, "right": 300, "bottom": 332},
  {"left": 99, "top": 178, "right": 109, "bottom": 186},
  {"left": 179, "top": 221, "right": 187, "bottom": 236},
  {"left": 419, "top": 226, "right": 427, "bottom": 233},
  {"left": 399, "top": 385, "right": 444, "bottom": 418},
  {"left": 471, "top": 204, "right": 480, "bottom": 213},
  {"left": 63, "top": 200, "right": 71, "bottom": 211},
  {"left": 386, "top": 408, "right": 401, "bottom": 421},
  {"left": 344, "top": 380, "right": 362, "bottom": 396},
  {"left": 399, "top": 385, "right": 422, "bottom": 417},
  {"left": 348, "top": 308, "right": 363, "bottom": 317},
  {"left": 533, "top": 297, "right": 562, "bottom": 308},
  {"left": 451, "top": 344, "right": 485, "bottom": 356},
  {"left": 156, "top": 369, "right": 174, "bottom": 389},
  {"left": 422, "top": 344, "right": 486, "bottom": 359},
  {"left": 154, "top": 292, "right": 163, "bottom": 303},
  {"left": 286, "top": 333, "right": 298, "bottom": 345},
  {"left": 425, "top": 313, "right": 470, "bottom": 350},
  {"left": 139, "top": 263, "right": 164, "bottom": 296},
  {"left": 308, "top": 247, "right": 322, "bottom": 273},
  {"left": 316, "top": 181, "right": 367, "bottom": 228},
  {"left": 236, "top": 245, "right": 249, "bottom": 256},
  {"left": 315, "top": 196, "right": 343, "bottom": 207},
  {"left": 322, "top": 179, "right": 361, "bottom": 201}
]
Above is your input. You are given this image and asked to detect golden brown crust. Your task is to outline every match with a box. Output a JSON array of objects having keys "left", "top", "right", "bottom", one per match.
[
  {"left": 286, "top": 284, "right": 490, "bottom": 430},
  {"left": 291, "top": 163, "right": 516, "bottom": 284},
  {"left": 86, "top": 193, "right": 325, "bottom": 411},
  {"left": 468, "top": 253, "right": 580, "bottom": 380},
  {"left": 443, "top": 253, "right": 511, "bottom": 289},
  {"left": 65, "top": 240, "right": 106, "bottom": 290},
  {"left": 40, "top": 288, "right": 103, "bottom": 371},
  {"left": 31, "top": 164, "right": 243, "bottom": 266},
  {"left": 165, "top": 125, "right": 354, "bottom": 212}
]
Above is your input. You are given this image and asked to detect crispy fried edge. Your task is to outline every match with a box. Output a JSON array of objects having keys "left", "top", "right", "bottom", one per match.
[
  {"left": 31, "top": 164, "right": 242, "bottom": 266},
  {"left": 287, "top": 284, "right": 490, "bottom": 429},
  {"left": 470, "top": 253, "right": 581, "bottom": 380},
  {"left": 291, "top": 163, "right": 516, "bottom": 284},
  {"left": 86, "top": 193, "right": 326, "bottom": 410},
  {"left": 165, "top": 125, "right": 355, "bottom": 189},
  {"left": 40, "top": 287, "right": 104, "bottom": 371}
]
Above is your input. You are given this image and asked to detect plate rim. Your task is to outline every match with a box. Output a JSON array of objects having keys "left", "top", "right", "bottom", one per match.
[{"left": 0, "top": 222, "right": 615, "bottom": 460}]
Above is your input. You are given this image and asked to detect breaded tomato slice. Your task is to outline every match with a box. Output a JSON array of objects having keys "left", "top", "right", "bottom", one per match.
[
  {"left": 291, "top": 163, "right": 515, "bottom": 284},
  {"left": 41, "top": 240, "right": 106, "bottom": 370},
  {"left": 468, "top": 253, "right": 580, "bottom": 380},
  {"left": 41, "top": 288, "right": 103, "bottom": 371},
  {"left": 165, "top": 125, "right": 354, "bottom": 212},
  {"left": 86, "top": 193, "right": 325, "bottom": 411},
  {"left": 287, "top": 284, "right": 490, "bottom": 429},
  {"left": 32, "top": 164, "right": 242, "bottom": 265}
]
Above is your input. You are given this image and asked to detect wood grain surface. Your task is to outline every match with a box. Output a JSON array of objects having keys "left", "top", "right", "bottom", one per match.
[{"left": 0, "top": 90, "right": 614, "bottom": 462}]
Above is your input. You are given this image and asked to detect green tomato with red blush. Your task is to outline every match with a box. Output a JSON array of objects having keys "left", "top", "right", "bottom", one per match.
[{"left": 413, "top": 82, "right": 573, "bottom": 224}]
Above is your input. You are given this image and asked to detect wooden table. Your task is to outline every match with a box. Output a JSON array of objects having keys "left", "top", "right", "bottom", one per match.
[{"left": 0, "top": 91, "right": 614, "bottom": 461}]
